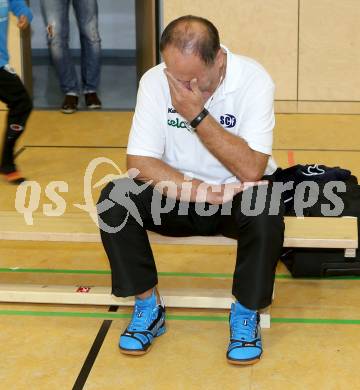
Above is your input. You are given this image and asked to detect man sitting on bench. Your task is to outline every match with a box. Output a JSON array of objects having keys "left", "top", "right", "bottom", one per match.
[{"left": 97, "top": 15, "right": 284, "bottom": 365}]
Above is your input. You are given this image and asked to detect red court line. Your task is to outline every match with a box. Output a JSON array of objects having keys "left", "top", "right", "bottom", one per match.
[{"left": 287, "top": 150, "right": 295, "bottom": 167}]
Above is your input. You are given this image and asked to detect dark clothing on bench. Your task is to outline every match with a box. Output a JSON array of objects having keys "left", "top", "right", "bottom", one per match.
[
  {"left": 273, "top": 164, "right": 351, "bottom": 213},
  {"left": 98, "top": 177, "right": 285, "bottom": 311}
]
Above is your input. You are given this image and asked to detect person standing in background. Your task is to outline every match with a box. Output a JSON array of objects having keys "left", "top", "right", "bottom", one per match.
[
  {"left": 41, "top": 0, "right": 102, "bottom": 114},
  {"left": 0, "top": 0, "right": 33, "bottom": 184}
]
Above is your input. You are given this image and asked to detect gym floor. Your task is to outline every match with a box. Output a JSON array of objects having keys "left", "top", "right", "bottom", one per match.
[{"left": 0, "top": 111, "right": 360, "bottom": 389}]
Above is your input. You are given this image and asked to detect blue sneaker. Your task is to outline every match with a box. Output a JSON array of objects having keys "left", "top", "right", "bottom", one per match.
[
  {"left": 119, "top": 290, "right": 166, "bottom": 355},
  {"left": 227, "top": 301, "right": 262, "bottom": 365}
]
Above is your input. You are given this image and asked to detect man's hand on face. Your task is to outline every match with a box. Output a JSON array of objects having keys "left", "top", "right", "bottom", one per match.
[
  {"left": 17, "top": 15, "right": 29, "bottom": 30},
  {"left": 164, "top": 69, "right": 204, "bottom": 122}
]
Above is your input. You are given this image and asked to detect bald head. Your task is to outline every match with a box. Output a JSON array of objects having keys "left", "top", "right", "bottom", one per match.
[{"left": 160, "top": 16, "right": 221, "bottom": 65}]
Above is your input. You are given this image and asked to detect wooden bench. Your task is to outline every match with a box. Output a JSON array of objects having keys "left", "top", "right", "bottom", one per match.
[{"left": 0, "top": 211, "right": 357, "bottom": 328}]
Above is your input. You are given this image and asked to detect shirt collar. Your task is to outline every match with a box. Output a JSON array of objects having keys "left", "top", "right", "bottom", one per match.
[{"left": 220, "top": 44, "right": 239, "bottom": 95}]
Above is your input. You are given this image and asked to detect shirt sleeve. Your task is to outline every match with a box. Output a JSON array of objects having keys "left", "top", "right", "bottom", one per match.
[
  {"left": 127, "top": 76, "right": 166, "bottom": 159},
  {"left": 238, "top": 82, "right": 275, "bottom": 156},
  {"left": 9, "top": 0, "right": 33, "bottom": 22}
]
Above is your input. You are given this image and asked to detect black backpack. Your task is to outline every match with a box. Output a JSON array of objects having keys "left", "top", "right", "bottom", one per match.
[{"left": 275, "top": 167, "right": 360, "bottom": 277}]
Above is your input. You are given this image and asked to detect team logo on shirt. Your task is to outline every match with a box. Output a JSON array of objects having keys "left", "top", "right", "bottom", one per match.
[
  {"left": 167, "top": 107, "right": 190, "bottom": 131},
  {"left": 220, "top": 114, "right": 236, "bottom": 128},
  {"left": 167, "top": 117, "right": 188, "bottom": 129}
]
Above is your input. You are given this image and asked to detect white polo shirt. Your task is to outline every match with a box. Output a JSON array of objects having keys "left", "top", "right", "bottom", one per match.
[{"left": 127, "top": 46, "right": 277, "bottom": 184}]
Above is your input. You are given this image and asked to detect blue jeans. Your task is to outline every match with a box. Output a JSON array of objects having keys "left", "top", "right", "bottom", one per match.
[{"left": 41, "top": 0, "right": 101, "bottom": 95}]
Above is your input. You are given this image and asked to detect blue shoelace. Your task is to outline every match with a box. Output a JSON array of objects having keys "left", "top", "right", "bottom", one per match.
[
  {"left": 128, "top": 301, "right": 156, "bottom": 331},
  {"left": 231, "top": 312, "right": 258, "bottom": 341}
]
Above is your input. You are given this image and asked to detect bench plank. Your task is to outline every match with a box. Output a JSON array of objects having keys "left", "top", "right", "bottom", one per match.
[
  {"left": 0, "top": 212, "right": 357, "bottom": 327},
  {"left": 0, "top": 283, "right": 271, "bottom": 328},
  {"left": 0, "top": 212, "right": 357, "bottom": 250}
]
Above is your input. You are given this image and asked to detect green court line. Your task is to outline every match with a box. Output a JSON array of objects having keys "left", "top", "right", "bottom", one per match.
[
  {"left": 1, "top": 267, "right": 360, "bottom": 280},
  {"left": 162, "top": 272, "right": 232, "bottom": 278},
  {"left": 0, "top": 309, "right": 359, "bottom": 324},
  {"left": 0, "top": 268, "right": 232, "bottom": 278},
  {"left": 0, "top": 268, "right": 111, "bottom": 275},
  {"left": 271, "top": 318, "right": 360, "bottom": 325},
  {"left": 275, "top": 274, "right": 360, "bottom": 280}
]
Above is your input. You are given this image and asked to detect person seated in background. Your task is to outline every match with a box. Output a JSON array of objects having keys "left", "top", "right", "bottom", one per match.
[
  {"left": 0, "top": 0, "right": 33, "bottom": 184},
  {"left": 97, "top": 15, "right": 284, "bottom": 365},
  {"left": 40, "top": 0, "right": 102, "bottom": 114}
]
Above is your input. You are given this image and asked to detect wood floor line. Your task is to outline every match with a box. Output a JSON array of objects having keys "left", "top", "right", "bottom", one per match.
[
  {"left": 1, "top": 267, "right": 360, "bottom": 280},
  {"left": 21, "top": 145, "right": 128, "bottom": 149},
  {"left": 14, "top": 146, "right": 25, "bottom": 158},
  {"left": 17, "top": 145, "right": 360, "bottom": 152},
  {"left": 0, "top": 309, "right": 360, "bottom": 324},
  {"left": 276, "top": 148, "right": 360, "bottom": 152},
  {"left": 31, "top": 108, "right": 134, "bottom": 113}
]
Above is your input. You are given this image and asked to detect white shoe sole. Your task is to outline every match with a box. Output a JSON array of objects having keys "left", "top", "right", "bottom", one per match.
[{"left": 61, "top": 108, "right": 77, "bottom": 114}]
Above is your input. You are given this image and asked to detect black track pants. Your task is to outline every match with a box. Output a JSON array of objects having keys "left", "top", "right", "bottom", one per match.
[{"left": 98, "top": 178, "right": 285, "bottom": 311}]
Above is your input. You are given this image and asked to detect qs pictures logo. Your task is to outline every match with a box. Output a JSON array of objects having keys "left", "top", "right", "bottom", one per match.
[{"left": 14, "top": 157, "right": 149, "bottom": 232}]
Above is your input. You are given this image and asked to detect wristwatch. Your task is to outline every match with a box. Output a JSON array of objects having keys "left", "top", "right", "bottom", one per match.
[{"left": 185, "top": 108, "right": 209, "bottom": 133}]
